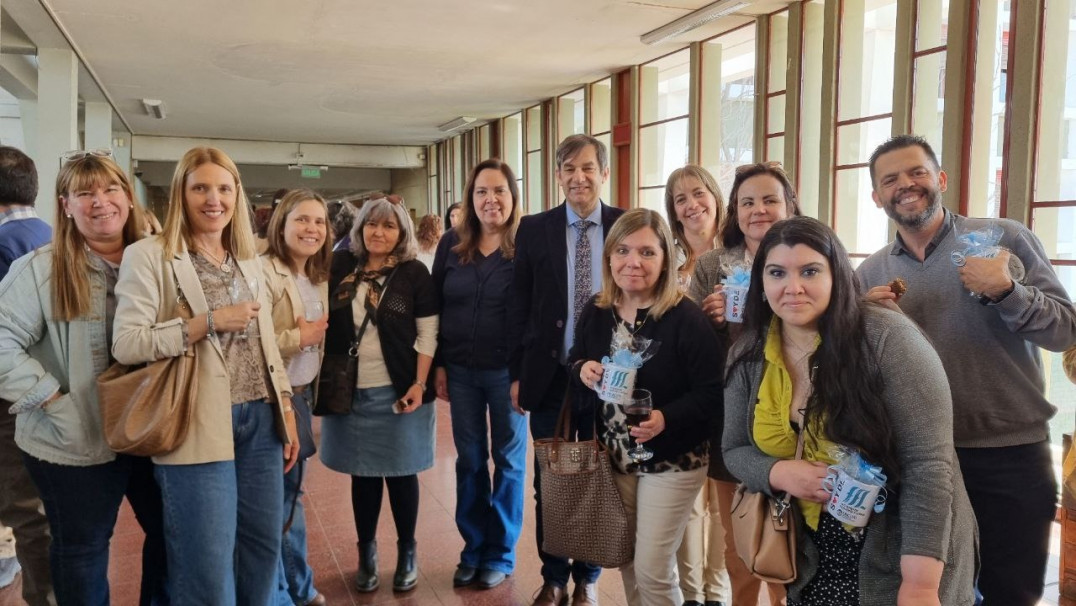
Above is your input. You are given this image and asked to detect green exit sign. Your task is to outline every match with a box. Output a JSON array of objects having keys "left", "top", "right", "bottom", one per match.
[{"left": 301, "top": 167, "right": 321, "bottom": 179}]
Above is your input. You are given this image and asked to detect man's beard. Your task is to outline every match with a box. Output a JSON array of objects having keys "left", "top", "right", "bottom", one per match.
[{"left": 884, "top": 185, "right": 942, "bottom": 231}]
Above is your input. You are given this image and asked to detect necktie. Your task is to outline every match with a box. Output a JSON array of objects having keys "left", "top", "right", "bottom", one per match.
[{"left": 573, "top": 219, "right": 594, "bottom": 325}]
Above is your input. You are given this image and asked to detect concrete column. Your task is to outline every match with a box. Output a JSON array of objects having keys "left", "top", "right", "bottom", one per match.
[
  {"left": 34, "top": 47, "right": 79, "bottom": 222},
  {"left": 698, "top": 40, "right": 723, "bottom": 175},
  {"left": 84, "top": 101, "right": 112, "bottom": 151},
  {"left": 17, "top": 99, "right": 36, "bottom": 157},
  {"left": 967, "top": 0, "right": 1002, "bottom": 217},
  {"left": 797, "top": 2, "right": 825, "bottom": 218}
]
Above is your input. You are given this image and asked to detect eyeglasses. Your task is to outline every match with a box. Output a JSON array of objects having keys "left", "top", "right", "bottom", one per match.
[
  {"left": 734, "top": 160, "right": 785, "bottom": 176},
  {"left": 60, "top": 148, "right": 113, "bottom": 166}
]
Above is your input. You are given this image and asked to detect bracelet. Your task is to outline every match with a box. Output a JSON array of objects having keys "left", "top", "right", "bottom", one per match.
[
  {"left": 413, "top": 379, "right": 426, "bottom": 390},
  {"left": 206, "top": 309, "right": 218, "bottom": 340}
]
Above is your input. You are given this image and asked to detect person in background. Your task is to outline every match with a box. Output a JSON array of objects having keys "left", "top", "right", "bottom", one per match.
[
  {"left": 688, "top": 161, "right": 801, "bottom": 606},
  {"left": 262, "top": 188, "right": 331, "bottom": 606},
  {"left": 319, "top": 198, "right": 438, "bottom": 594},
  {"left": 509, "top": 134, "right": 624, "bottom": 606},
  {"left": 573, "top": 209, "right": 722, "bottom": 606},
  {"left": 0, "top": 151, "right": 168, "bottom": 605},
  {"left": 725, "top": 216, "right": 977, "bottom": 605},
  {"left": 445, "top": 201, "right": 462, "bottom": 231},
  {"left": 329, "top": 200, "right": 358, "bottom": 252},
  {"left": 0, "top": 145, "right": 54, "bottom": 606},
  {"left": 415, "top": 214, "right": 443, "bottom": 271},
  {"left": 113, "top": 146, "right": 299, "bottom": 605},
  {"left": 432, "top": 159, "right": 525, "bottom": 591},
  {"left": 254, "top": 206, "right": 275, "bottom": 254},
  {"left": 664, "top": 164, "right": 728, "bottom": 606},
  {"left": 859, "top": 135, "right": 1076, "bottom": 605}
]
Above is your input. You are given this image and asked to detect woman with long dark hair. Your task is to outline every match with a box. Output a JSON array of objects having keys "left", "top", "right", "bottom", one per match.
[
  {"left": 432, "top": 159, "right": 525, "bottom": 590},
  {"left": 723, "top": 216, "right": 976, "bottom": 605}
]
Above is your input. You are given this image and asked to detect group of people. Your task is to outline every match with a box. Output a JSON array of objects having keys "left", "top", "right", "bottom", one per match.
[{"left": 0, "top": 129, "right": 1072, "bottom": 606}]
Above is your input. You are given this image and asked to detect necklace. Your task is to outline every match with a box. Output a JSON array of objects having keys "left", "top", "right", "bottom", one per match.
[
  {"left": 613, "top": 307, "right": 649, "bottom": 335},
  {"left": 197, "top": 247, "right": 232, "bottom": 273},
  {"left": 781, "top": 330, "right": 818, "bottom": 367}
]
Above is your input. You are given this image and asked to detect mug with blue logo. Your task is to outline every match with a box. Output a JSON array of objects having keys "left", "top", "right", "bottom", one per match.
[
  {"left": 596, "top": 362, "right": 637, "bottom": 405},
  {"left": 822, "top": 466, "right": 887, "bottom": 528}
]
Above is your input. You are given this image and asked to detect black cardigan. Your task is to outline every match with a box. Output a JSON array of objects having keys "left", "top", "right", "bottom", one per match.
[
  {"left": 325, "top": 251, "right": 439, "bottom": 403},
  {"left": 569, "top": 296, "right": 724, "bottom": 466},
  {"left": 431, "top": 230, "right": 514, "bottom": 370}
]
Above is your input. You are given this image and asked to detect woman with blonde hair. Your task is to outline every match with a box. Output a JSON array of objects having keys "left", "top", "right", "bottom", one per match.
[
  {"left": 113, "top": 146, "right": 298, "bottom": 605},
  {"left": 664, "top": 164, "right": 723, "bottom": 292},
  {"left": 415, "top": 214, "right": 443, "bottom": 271},
  {"left": 262, "top": 188, "right": 331, "bottom": 606},
  {"left": 319, "top": 198, "right": 438, "bottom": 593},
  {"left": 572, "top": 209, "right": 722, "bottom": 606},
  {"left": 0, "top": 151, "right": 168, "bottom": 604}
]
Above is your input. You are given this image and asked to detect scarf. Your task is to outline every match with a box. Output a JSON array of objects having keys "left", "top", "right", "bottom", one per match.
[{"left": 331, "top": 255, "right": 398, "bottom": 325}]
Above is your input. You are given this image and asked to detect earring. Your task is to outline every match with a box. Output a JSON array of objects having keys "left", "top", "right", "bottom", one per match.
[
  {"left": 761, "top": 292, "right": 767, "bottom": 302},
  {"left": 65, "top": 214, "right": 72, "bottom": 219}
]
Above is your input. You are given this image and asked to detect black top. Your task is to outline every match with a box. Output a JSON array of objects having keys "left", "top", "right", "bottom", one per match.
[
  {"left": 568, "top": 296, "right": 724, "bottom": 465},
  {"left": 431, "top": 230, "right": 514, "bottom": 370},
  {"left": 325, "top": 251, "right": 439, "bottom": 402}
]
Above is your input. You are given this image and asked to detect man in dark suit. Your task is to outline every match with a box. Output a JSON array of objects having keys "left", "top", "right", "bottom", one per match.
[{"left": 509, "top": 134, "right": 623, "bottom": 606}]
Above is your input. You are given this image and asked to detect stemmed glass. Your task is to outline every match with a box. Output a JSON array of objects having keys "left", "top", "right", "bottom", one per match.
[
  {"left": 302, "top": 300, "right": 324, "bottom": 352},
  {"left": 623, "top": 388, "right": 654, "bottom": 462},
  {"left": 230, "top": 275, "right": 260, "bottom": 339}
]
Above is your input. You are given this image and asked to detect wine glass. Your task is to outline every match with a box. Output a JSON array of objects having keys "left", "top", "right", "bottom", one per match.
[
  {"left": 229, "top": 276, "right": 248, "bottom": 339},
  {"left": 245, "top": 276, "right": 260, "bottom": 339},
  {"left": 303, "top": 300, "right": 324, "bottom": 352},
  {"left": 623, "top": 388, "right": 654, "bottom": 462}
]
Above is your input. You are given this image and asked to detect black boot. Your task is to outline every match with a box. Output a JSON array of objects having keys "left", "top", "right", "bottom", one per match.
[
  {"left": 355, "top": 540, "right": 379, "bottom": 592},
  {"left": 393, "top": 539, "right": 417, "bottom": 592}
]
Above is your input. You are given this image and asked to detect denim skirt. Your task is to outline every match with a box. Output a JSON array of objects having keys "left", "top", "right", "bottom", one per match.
[{"left": 319, "top": 385, "right": 435, "bottom": 476}]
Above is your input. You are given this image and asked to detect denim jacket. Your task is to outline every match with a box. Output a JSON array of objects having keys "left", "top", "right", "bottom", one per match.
[{"left": 0, "top": 244, "right": 117, "bottom": 466}]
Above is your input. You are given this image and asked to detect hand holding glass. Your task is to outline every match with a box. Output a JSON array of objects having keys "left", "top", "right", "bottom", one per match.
[
  {"left": 622, "top": 388, "right": 654, "bottom": 462},
  {"left": 302, "top": 300, "right": 324, "bottom": 352}
]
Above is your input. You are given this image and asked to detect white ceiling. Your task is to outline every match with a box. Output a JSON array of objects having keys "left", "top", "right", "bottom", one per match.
[{"left": 9, "top": 0, "right": 790, "bottom": 147}]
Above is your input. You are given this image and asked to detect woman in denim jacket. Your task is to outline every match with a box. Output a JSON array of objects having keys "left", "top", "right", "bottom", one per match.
[{"left": 0, "top": 152, "right": 168, "bottom": 605}]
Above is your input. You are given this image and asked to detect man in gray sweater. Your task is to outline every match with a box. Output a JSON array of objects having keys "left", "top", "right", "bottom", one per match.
[{"left": 857, "top": 134, "right": 1076, "bottom": 606}]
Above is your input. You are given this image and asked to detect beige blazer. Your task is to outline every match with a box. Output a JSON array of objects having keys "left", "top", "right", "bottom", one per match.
[
  {"left": 113, "top": 236, "right": 293, "bottom": 465},
  {"left": 260, "top": 254, "right": 328, "bottom": 393}
]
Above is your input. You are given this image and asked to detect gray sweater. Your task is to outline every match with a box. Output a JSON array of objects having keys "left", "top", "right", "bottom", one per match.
[
  {"left": 722, "top": 307, "right": 977, "bottom": 605},
  {"left": 856, "top": 210, "right": 1076, "bottom": 448}
]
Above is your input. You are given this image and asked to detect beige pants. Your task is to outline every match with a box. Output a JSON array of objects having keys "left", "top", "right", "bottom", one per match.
[
  {"left": 714, "top": 479, "right": 787, "bottom": 606},
  {"left": 677, "top": 477, "right": 731, "bottom": 603},
  {"left": 614, "top": 467, "right": 707, "bottom": 606}
]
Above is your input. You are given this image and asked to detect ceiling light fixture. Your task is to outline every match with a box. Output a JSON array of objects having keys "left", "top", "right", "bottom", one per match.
[
  {"left": 438, "top": 116, "right": 476, "bottom": 132},
  {"left": 141, "top": 98, "right": 166, "bottom": 119},
  {"left": 640, "top": 0, "right": 752, "bottom": 45}
]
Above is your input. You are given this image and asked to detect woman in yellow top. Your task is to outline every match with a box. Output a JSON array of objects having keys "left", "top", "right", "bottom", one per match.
[{"left": 722, "top": 217, "right": 976, "bottom": 605}]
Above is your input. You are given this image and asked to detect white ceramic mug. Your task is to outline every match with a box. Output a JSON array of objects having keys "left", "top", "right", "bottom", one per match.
[
  {"left": 823, "top": 467, "right": 883, "bottom": 528},
  {"left": 724, "top": 285, "right": 748, "bottom": 324},
  {"left": 596, "top": 362, "right": 637, "bottom": 405}
]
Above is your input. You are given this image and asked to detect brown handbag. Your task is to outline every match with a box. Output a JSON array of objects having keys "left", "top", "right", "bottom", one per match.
[
  {"left": 97, "top": 345, "right": 198, "bottom": 457},
  {"left": 533, "top": 392, "right": 633, "bottom": 568},
  {"left": 729, "top": 430, "right": 804, "bottom": 584}
]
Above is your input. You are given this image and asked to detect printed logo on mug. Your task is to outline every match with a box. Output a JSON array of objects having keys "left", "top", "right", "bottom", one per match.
[
  {"left": 596, "top": 363, "right": 637, "bottom": 405},
  {"left": 724, "top": 285, "right": 748, "bottom": 324},
  {"left": 823, "top": 467, "right": 884, "bottom": 528}
]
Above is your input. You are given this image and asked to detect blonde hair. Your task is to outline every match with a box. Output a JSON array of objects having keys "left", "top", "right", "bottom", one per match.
[
  {"left": 594, "top": 209, "right": 682, "bottom": 319},
  {"left": 160, "top": 147, "right": 256, "bottom": 260},
  {"left": 52, "top": 155, "right": 145, "bottom": 320},
  {"left": 266, "top": 188, "right": 332, "bottom": 284},
  {"left": 664, "top": 164, "right": 724, "bottom": 270}
]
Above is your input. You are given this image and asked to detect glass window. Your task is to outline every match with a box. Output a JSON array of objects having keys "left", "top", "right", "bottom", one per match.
[
  {"left": 799, "top": 0, "right": 826, "bottom": 217},
  {"left": 478, "top": 124, "right": 491, "bottom": 160},
  {"left": 590, "top": 78, "right": 612, "bottom": 136},
  {"left": 502, "top": 113, "right": 524, "bottom": 207},
  {"left": 833, "top": 0, "right": 898, "bottom": 255},
  {"left": 558, "top": 88, "right": 586, "bottom": 143},
  {"left": 965, "top": 0, "right": 1011, "bottom": 218},
  {"left": 1035, "top": 0, "right": 1076, "bottom": 206},
  {"left": 595, "top": 132, "right": 613, "bottom": 205},
  {"left": 639, "top": 119, "right": 689, "bottom": 211},
  {"left": 911, "top": 0, "right": 949, "bottom": 158},
  {"left": 525, "top": 105, "right": 544, "bottom": 214},
  {"left": 427, "top": 144, "right": 439, "bottom": 212},
  {"left": 699, "top": 23, "right": 758, "bottom": 195},
  {"left": 766, "top": 11, "right": 790, "bottom": 166},
  {"left": 639, "top": 49, "right": 691, "bottom": 125}
]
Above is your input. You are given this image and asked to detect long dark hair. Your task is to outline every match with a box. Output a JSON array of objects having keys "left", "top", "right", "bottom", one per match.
[
  {"left": 719, "top": 162, "right": 801, "bottom": 250},
  {"left": 729, "top": 216, "right": 900, "bottom": 483},
  {"left": 452, "top": 158, "right": 521, "bottom": 264}
]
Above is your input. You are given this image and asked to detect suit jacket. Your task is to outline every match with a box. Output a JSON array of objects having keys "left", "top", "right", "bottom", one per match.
[
  {"left": 508, "top": 202, "right": 624, "bottom": 411},
  {"left": 113, "top": 236, "right": 293, "bottom": 465}
]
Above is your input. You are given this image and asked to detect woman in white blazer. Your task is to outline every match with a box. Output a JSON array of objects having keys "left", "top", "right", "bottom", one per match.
[{"left": 112, "top": 147, "right": 298, "bottom": 606}]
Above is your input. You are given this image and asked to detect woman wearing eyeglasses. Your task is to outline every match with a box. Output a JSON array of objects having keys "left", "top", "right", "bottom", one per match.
[
  {"left": 113, "top": 147, "right": 299, "bottom": 605},
  {"left": 688, "top": 161, "right": 802, "bottom": 606},
  {"left": 0, "top": 151, "right": 168, "bottom": 605}
]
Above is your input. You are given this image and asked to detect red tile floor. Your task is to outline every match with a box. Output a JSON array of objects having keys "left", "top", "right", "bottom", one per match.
[{"left": 0, "top": 400, "right": 1061, "bottom": 605}]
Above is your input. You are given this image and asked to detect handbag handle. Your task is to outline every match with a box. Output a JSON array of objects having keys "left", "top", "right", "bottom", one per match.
[{"left": 547, "top": 386, "right": 601, "bottom": 463}]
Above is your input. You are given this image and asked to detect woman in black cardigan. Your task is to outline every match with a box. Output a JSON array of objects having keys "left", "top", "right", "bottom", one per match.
[
  {"left": 319, "top": 198, "right": 439, "bottom": 594},
  {"left": 570, "top": 209, "right": 723, "bottom": 606}
]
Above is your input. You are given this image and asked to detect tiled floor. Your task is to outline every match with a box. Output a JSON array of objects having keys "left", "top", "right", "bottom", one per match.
[{"left": 0, "top": 400, "right": 1064, "bottom": 605}]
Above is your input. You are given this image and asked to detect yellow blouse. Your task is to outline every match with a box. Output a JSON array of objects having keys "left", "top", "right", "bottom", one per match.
[{"left": 752, "top": 317, "right": 835, "bottom": 530}]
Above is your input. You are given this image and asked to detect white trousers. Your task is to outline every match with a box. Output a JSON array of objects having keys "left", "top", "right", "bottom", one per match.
[
  {"left": 614, "top": 466, "right": 708, "bottom": 606},
  {"left": 677, "top": 478, "right": 732, "bottom": 602}
]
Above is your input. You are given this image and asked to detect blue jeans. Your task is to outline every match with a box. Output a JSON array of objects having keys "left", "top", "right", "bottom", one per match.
[
  {"left": 275, "top": 392, "right": 317, "bottom": 606},
  {"left": 528, "top": 365, "right": 601, "bottom": 587},
  {"left": 22, "top": 452, "right": 168, "bottom": 606},
  {"left": 446, "top": 364, "right": 528, "bottom": 574},
  {"left": 154, "top": 400, "right": 284, "bottom": 606}
]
